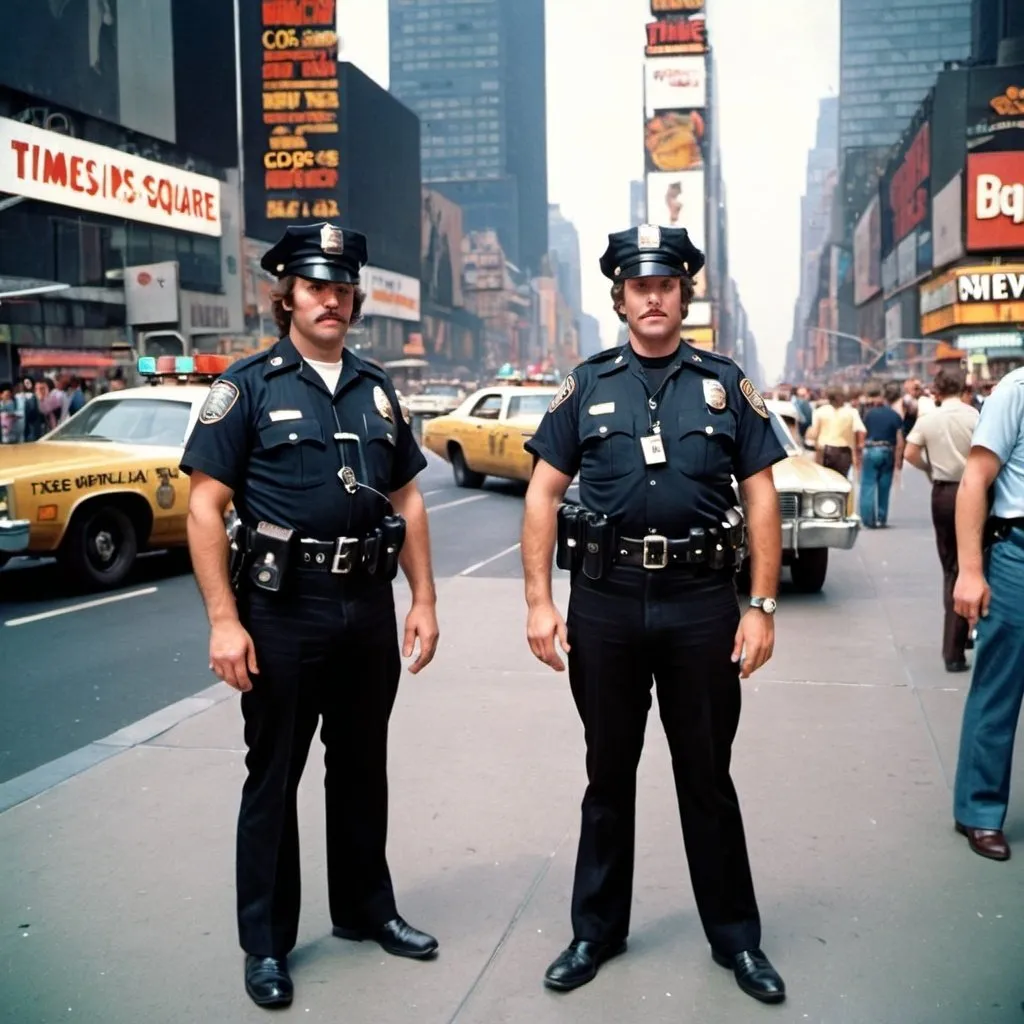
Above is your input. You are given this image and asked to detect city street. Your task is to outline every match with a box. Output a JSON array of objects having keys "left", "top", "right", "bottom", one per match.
[{"left": 1, "top": 457, "right": 1023, "bottom": 1022}]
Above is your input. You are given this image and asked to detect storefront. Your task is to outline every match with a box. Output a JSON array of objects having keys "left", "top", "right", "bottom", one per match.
[{"left": 919, "top": 263, "right": 1024, "bottom": 378}]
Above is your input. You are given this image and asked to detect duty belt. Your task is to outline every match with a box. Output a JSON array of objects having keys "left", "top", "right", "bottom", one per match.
[
  {"left": 298, "top": 535, "right": 382, "bottom": 575},
  {"left": 615, "top": 533, "right": 736, "bottom": 570}
]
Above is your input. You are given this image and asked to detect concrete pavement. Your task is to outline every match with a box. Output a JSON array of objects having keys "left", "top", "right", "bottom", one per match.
[{"left": 2, "top": 468, "right": 1023, "bottom": 1023}]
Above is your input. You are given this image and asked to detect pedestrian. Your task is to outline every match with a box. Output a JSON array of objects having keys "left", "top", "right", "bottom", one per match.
[
  {"left": 792, "top": 385, "right": 813, "bottom": 442},
  {"left": 521, "top": 223, "right": 787, "bottom": 1004},
  {"left": 805, "top": 385, "right": 865, "bottom": 478},
  {"left": 951, "top": 367, "right": 1024, "bottom": 862},
  {"left": 179, "top": 222, "right": 441, "bottom": 1008},
  {"left": 904, "top": 368, "right": 979, "bottom": 672},
  {"left": 859, "top": 383, "right": 904, "bottom": 528}
]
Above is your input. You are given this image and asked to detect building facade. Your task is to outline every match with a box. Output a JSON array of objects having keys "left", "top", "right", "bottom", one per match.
[
  {"left": 388, "top": 0, "right": 548, "bottom": 273},
  {"left": 839, "top": 0, "right": 971, "bottom": 151}
]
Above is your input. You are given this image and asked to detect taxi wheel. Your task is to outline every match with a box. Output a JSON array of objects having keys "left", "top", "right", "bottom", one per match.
[
  {"left": 451, "top": 447, "right": 485, "bottom": 489},
  {"left": 790, "top": 549, "right": 828, "bottom": 593},
  {"left": 62, "top": 504, "right": 139, "bottom": 590}
]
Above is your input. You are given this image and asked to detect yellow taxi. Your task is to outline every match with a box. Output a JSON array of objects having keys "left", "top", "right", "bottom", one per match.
[
  {"left": 421, "top": 383, "right": 559, "bottom": 487},
  {"left": 0, "top": 354, "right": 235, "bottom": 589}
]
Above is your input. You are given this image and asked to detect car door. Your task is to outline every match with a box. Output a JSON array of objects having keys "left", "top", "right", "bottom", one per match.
[
  {"left": 499, "top": 393, "right": 537, "bottom": 481},
  {"left": 463, "top": 392, "right": 504, "bottom": 473}
]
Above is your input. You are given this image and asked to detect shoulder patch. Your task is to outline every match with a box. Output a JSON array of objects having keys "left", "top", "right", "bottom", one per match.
[
  {"left": 548, "top": 373, "right": 576, "bottom": 413},
  {"left": 739, "top": 378, "right": 769, "bottom": 419},
  {"left": 199, "top": 380, "right": 240, "bottom": 424}
]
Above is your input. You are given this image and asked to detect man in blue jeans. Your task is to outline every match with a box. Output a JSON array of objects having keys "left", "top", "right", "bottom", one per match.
[
  {"left": 859, "top": 383, "right": 904, "bottom": 528},
  {"left": 952, "top": 366, "right": 1024, "bottom": 862}
]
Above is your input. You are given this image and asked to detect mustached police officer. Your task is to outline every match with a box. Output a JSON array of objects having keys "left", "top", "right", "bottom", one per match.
[
  {"left": 521, "top": 224, "right": 787, "bottom": 1004},
  {"left": 181, "top": 223, "right": 440, "bottom": 1009}
]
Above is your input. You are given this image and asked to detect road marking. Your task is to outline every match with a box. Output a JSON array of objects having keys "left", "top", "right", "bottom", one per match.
[
  {"left": 422, "top": 489, "right": 443, "bottom": 498},
  {"left": 459, "top": 542, "right": 521, "bottom": 576},
  {"left": 427, "top": 494, "right": 489, "bottom": 513},
  {"left": 4, "top": 586, "right": 159, "bottom": 628}
]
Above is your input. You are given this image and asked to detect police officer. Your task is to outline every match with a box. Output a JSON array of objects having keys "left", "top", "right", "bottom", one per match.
[
  {"left": 180, "top": 223, "right": 440, "bottom": 1009},
  {"left": 521, "top": 224, "right": 787, "bottom": 1004},
  {"left": 952, "top": 366, "right": 1024, "bottom": 862}
]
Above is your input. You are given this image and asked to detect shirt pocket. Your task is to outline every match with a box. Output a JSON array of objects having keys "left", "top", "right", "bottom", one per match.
[
  {"left": 676, "top": 407, "right": 737, "bottom": 480},
  {"left": 579, "top": 413, "right": 636, "bottom": 480},
  {"left": 363, "top": 417, "right": 398, "bottom": 489},
  {"left": 256, "top": 418, "right": 326, "bottom": 489}
]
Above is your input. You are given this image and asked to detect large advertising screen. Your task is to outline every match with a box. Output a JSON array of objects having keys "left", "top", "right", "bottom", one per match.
[
  {"left": 931, "top": 171, "right": 964, "bottom": 268},
  {"left": 880, "top": 105, "right": 932, "bottom": 296},
  {"left": 240, "top": 0, "right": 341, "bottom": 244},
  {"left": 644, "top": 57, "right": 706, "bottom": 114},
  {"left": 853, "top": 195, "right": 881, "bottom": 306},
  {"left": 645, "top": 110, "right": 706, "bottom": 172},
  {"left": 646, "top": 170, "right": 705, "bottom": 250},
  {"left": 966, "top": 69, "right": 1024, "bottom": 155},
  {"left": 0, "top": 0, "right": 176, "bottom": 140},
  {"left": 422, "top": 189, "right": 465, "bottom": 309},
  {"left": 644, "top": 15, "right": 707, "bottom": 56},
  {"left": 966, "top": 151, "right": 1024, "bottom": 253}
]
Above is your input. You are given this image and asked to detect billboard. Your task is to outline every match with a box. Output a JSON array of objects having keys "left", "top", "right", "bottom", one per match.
[
  {"left": 0, "top": 0, "right": 175, "bottom": 140},
  {"left": 651, "top": 0, "right": 705, "bottom": 11},
  {"left": 0, "top": 117, "right": 222, "bottom": 236},
  {"left": 124, "top": 262, "right": 180, "bottom": 326},
  {"left": 931, "top": 171, "right": 964, "bottom": 268},
  {"left": 853, "top": 195, "right": 881, "bottom": 306},
  {"left": 361, "top": 267, "right": 421, "bottom": 323},
  {"left": 644, "top": 15, "right": 707, "bottom": 56},
  {"left": 644, "top": 57, "right": 706, "bottom": 114},
  {"left": 645, "top": 111, "right": 706, "bottom": 172},
  {"left": 880, "top": 107, "right": 932, "bottom": 296},
  {"left": 422, "top": 189, "right": 465, "bottom": 309},
  {"left": 239, "top": 0, "right": 341, "bottom": 243},
  {"left": 966, "top": 151, "right": 1024, "bottom": 252},
  {"left": 920, "top": 264, "right": 1024, "bottom": 334},
  {"left": 646, "top": 170, "right": 705, "bottom": 250},
  {"left": 966, "top": 69, "right": 1024, "bottom": 155}
]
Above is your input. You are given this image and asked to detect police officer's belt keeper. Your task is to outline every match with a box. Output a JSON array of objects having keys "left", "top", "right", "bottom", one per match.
[{"left": 616, "top": 534, "right": 735, "bottom": 570}]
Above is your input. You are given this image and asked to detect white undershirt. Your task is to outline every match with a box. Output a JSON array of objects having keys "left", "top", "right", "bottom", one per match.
[{"left": 305, "top": 356, "right": 343, "bottom": 393}]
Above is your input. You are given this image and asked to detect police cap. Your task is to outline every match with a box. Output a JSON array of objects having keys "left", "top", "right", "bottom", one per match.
[
  {"left": 599, "top": 223, "right": 705, "bottom": 281},
  {"left": 260, "top": 222, "right": 368, "bottom": 284}
]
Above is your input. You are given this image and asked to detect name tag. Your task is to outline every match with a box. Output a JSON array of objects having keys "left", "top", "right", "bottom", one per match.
[
  {"left": 268, "top": 409, "right": 303, "bottom": 422},
  {"left": 588, "top": 402, "right": 616, "bottom": 416}
]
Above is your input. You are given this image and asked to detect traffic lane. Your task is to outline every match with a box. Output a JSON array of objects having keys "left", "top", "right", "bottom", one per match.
[{"left": 0, "top": 475, "right": 525, "bottom": 784}]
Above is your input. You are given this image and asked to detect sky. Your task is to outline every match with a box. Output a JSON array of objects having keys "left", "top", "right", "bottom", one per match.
[{"left": 336, "top": 0, "right": 839, "bottom": 383}]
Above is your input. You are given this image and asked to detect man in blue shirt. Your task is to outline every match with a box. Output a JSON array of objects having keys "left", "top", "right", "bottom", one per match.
[
  {"left": 952, "top": 367, "right": 1024, "bottom": 861},
  {"left": 859, "top": 383, "right": 904, "bottom": 528}
]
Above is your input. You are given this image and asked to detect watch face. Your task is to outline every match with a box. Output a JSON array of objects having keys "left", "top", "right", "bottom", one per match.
[{"left": 762, "top": 598, "right": 777, "bottom": 615}]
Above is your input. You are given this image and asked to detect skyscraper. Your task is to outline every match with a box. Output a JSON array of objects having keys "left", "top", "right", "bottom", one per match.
[
  {"left": 547, "top": 204, "right": 582, "bottom": 315},
  {"left": 388, "top": 0, "right": 548, "bottom": 273},
  {"left": 839, "top": 0, "right": 971, "bottom": 151}
]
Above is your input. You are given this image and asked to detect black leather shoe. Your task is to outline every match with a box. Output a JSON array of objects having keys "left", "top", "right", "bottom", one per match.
[
  {"left": 543, "top": 938, "right": 627, "bottom": 991},
  {"left": 333, "top": 916, "right": 439, "bottom": 959},
  {"left": 244, "top": 955, "right": 293, "bottom": 1008},
  {"left": 945, "top": 659, "right": 969, "bottom": 673},
  {"left": 712, "top": 948, "right": 786, "bottom": 1004}
]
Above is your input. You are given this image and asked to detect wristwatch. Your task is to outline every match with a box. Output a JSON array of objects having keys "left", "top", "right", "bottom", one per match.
[{"left": 750, "top": 596, "right": 777, "bottom": 615}]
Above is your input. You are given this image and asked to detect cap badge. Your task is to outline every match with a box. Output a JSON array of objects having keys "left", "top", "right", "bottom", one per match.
[
  {"left": 703, "top": 379, "right": 727, "bottom": 411},
  {"left": 320, "top": 224, "right": 345, "bottom": 255},
  {"left": 637, "top": 224, "right": 661, "bottom": 250},
  {"left": 373, "top": 385, "right": 394, "bottom": 423}
]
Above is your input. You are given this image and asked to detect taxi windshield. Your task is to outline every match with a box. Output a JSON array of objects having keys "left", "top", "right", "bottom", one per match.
[
  {"left": 48, "top": 398, "right": 193, "bottom": 446},
  {"left": 769, "top": 412, "right": 802, "bottom": 456},
  {"left": 507, "top": 393, "right": 554, "bottom": 418}
]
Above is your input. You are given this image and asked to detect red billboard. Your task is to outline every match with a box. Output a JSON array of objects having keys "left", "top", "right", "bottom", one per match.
[{"left": 966, "top": 151, "right": 1024, "bottom": 252}]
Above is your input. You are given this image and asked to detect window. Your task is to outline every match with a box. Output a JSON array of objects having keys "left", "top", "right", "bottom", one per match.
[
  {"left": 470, "top": 394, "right": 503, "bottom": 419},
  {"left": 50, "top": 397, "right": 194, "bottom": 446}
]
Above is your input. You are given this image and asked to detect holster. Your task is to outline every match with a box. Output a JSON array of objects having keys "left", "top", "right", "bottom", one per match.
[
  {"left": 556, "top": 502, "right": 584, "bottom": 571},
  {"left": 581, "top": 513, "right": 614, "bottom": 580},
  {"left": 378, "top": 514, "right": 407, "bottom": 582},
  {"left": 246, "top": 521, "right": 296, "bottom": 592}
]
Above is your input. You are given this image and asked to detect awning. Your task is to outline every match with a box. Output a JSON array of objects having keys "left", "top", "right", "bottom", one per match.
[
  {"left": 0, "top": 276, "right": 71, "bottom": 301},
  {"left": 18, "top": 349, "right": 117, "bottom": 369}
]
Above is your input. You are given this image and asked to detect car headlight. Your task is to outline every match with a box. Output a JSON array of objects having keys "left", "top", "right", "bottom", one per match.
[{"left": 813, "top": 493, "right": 843, "bottom": 519}]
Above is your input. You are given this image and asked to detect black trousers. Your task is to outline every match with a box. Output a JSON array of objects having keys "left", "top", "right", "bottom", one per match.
[
  {"left": 236, "top": 573, "right": 402, "bottom": 957},
  {"left": 565, "top": 566, "right": 761, "bottom": 955},
  {"left": 932, "top": 481, "right": 969, "bottom": 664}
]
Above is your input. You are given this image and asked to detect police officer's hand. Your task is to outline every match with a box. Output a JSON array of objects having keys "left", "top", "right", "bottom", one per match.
[
  {"left": 732, "top": 609, "right": 774, "bottom": 679},
  {"left": 403, "top": 602, "right": 439, "bottom": 674},
  {"left": 210, "top": 619, "right": 259, "bottom": 692},
  {"left": 527, "top": 601, "right": 570, "bottom": 672},
  {"left": 953, "top": 569, "right": 991, "bottom": 628}
]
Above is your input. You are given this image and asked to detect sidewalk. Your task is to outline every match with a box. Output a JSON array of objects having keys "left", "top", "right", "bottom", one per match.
[{"left": 2, "top": 470, "right": 1022, "bottom": 1023}]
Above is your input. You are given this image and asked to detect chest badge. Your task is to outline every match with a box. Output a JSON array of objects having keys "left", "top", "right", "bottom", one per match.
[
  {"left": 373, "top": 385, "right": 394, "bottom": 423},
  {"left": 703, "top": 379, "right": 727, "bottom": 411}
]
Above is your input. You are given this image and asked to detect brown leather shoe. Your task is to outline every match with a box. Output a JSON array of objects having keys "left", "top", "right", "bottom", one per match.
[{"left": 955, "top": 822, "right": 1010, "bottom": 861}]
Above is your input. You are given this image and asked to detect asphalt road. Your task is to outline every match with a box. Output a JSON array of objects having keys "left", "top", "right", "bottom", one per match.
[{"left": 0, "top": 451, "right": 543, "bottom": 784}]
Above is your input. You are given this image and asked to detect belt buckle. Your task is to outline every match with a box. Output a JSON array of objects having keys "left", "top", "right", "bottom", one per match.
[
  {"left": 331, "top": 537, "right": 357, "bottom": 574},
  {"left": 642, "top": 534, "right": 669, "bottom": 570}
]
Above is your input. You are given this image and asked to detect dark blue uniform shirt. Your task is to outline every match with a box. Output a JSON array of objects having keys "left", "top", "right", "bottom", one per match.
[
  {"left": 180, "top": 336, "right": 426, "bottom": 540},
  {"left": 525, "top": 342, "right": 785, "bottom": 537}
]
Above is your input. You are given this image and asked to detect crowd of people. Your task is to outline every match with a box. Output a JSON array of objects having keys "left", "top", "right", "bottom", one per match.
[{"left": 0, "top": 367, "right": 127, "bottom": 444}]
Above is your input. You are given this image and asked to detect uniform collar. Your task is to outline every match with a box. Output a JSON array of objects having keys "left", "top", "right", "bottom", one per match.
[
  {"left": 597, "top": 341, "right": 721, "bottom": 382},
  {"left": 263, "top": 335, "right": 387, "bottom": 398}
]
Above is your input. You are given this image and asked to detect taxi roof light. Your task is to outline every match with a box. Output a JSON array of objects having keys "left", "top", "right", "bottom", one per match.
[{"left": 137, "top": 356, "right": 157, "bottom": 374}]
